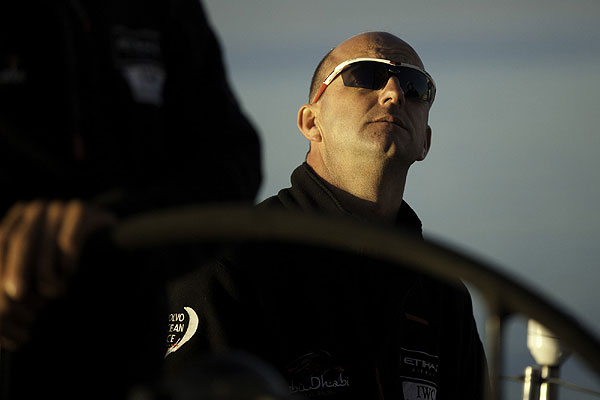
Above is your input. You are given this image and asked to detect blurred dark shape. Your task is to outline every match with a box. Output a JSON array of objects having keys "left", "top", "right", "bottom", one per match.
[
  {"left": 0, "top": 0, "right": 262, "bottom": 398},
  {"left": 0, "top": 0, "right": 261, "bottom": 217}
]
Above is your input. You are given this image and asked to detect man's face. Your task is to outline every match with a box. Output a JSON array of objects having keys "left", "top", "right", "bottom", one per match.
[{"left": 313, "top": 33, "right": 432, "bottom": 173}]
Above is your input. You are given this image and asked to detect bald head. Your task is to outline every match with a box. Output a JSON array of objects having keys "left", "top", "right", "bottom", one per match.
[
  {"left": 309, "top": 32, "right": 425, "bottom": 102},
  {"left": 298, "top": 31, "right": 433, "bottom": 218}
]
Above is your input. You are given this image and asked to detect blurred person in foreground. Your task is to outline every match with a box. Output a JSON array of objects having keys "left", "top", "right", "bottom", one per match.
[{"left": 0, "top": 0, "right": 261, "bottom": 398}]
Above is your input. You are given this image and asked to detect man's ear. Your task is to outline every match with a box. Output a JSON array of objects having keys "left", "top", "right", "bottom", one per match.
[
  {"left": 297, "top": 104, "right": 322, "bottom": 142},
  {"left": 417, "top": 125, "right": 432, "bottom": 161}
]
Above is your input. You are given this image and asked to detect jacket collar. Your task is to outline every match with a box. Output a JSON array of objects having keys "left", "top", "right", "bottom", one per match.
[{"left": 275, "top": 163, "right": 423, "bottom": 238}]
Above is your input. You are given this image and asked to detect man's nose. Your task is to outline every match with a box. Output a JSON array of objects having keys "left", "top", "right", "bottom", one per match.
[{"left": 379, "top": 76, "right": 406, "bottom": 106}]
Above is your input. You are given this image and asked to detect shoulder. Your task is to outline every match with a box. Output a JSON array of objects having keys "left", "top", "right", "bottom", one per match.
[{"left": 256, "top": 194, "right": 285, "bottom": 210}]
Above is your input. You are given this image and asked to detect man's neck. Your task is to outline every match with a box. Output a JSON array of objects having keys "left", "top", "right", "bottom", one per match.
[{"left": 307, "top": 159, "right": 408, "bottom": 223}]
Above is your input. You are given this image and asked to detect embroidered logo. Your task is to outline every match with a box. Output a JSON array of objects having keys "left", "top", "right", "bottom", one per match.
[
  {"left": 286, "top": 350, "right": 351, "bottom": 397},
  {"left": 165, "top": 306, "right": 199, "bottom": 358},
  {"left": 402, "top": 381, "right": 437, "bottom": 400},
  {"left": 400, "top": 348, "right": 439, "bottom": 400},
  {"left": 112, "top": 25, "right": 165, "bottom": 106}
]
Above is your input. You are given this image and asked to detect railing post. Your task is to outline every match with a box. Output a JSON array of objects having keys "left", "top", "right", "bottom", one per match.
[
  {"left": 522, "top": 365, "right": 541, "bottom": 400},
  {"left": 526, "top": 319, "right": 571, "bottom": 400},
  {"left": 485, "top": 304, "right": 506, "bottom": 400}
]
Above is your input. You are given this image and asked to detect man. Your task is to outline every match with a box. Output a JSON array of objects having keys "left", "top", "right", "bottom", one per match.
[{"left": 165, "top": 32, "right": 487, "bottom": 399}]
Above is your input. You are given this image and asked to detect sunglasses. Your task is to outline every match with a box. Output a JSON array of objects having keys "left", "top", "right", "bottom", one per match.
[{"left": 311, "top": 57, "right": 436, "bottom": 104}]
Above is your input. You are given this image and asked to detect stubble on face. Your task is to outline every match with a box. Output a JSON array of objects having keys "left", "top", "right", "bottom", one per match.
[{"left": 316, "top": 32, "right": 431, "bottom": 172}]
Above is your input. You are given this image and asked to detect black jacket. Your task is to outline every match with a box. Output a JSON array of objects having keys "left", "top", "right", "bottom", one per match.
[{"left": 166, "top": 164, "right": 487, "bottom": 399}]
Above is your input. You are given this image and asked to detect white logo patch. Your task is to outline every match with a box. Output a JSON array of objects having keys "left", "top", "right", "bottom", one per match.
[
  {"left": 402, "top": 381, "right": 437, "bottom": 400},
  {"left": 165, "top": 306, "right": 199, "bottom": 358}
]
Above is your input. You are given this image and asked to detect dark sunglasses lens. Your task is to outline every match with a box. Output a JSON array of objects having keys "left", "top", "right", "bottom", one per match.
[
  {"left": 341, "top": 62, "right": 389, "bottom": 89},
  {"left": 392, "top": 67, "right": 431, "bottom": 101},
  {"left": 341, "top": 62, "right": 433, "bottom": 102}
]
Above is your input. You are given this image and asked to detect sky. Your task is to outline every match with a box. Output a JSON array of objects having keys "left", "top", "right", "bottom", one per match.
[{"left": 202, "top": 0, "right": 600, "bottom": 396}]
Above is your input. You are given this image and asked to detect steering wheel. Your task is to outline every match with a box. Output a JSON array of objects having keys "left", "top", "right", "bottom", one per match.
[{"left": 115, "top": 205, "right": 600, "bottom": 400}]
